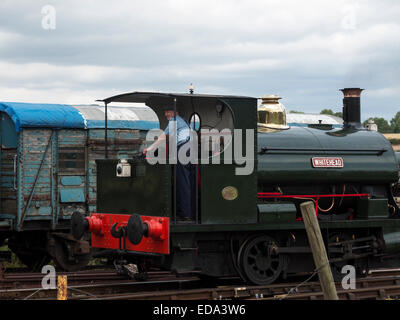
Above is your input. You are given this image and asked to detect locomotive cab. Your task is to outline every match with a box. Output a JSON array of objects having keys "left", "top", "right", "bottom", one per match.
[{"left": 93, "top": 92, "right": 258, "bottom": 226}]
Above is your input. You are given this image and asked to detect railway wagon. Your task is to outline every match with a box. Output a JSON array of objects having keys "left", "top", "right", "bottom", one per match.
[
  {"left": 72, "top": 88, "right": 400, "bottom": 285},
  {"left": 0, "top": 102, "right": 158, "bottom": 270}
]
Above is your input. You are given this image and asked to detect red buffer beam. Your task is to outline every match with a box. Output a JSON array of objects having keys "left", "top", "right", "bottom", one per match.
[{"left": 87, "top": 213, "right": 170, "bottom": 255}]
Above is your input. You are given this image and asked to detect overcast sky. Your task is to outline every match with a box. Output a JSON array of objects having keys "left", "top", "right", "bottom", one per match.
[{"left": 0, "top": 0, "right": 399, "bottom": 120}]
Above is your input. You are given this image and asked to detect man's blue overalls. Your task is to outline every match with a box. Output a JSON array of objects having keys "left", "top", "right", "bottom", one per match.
[{"left": 164, "top": 115, "right": 194, "bottom": 220}]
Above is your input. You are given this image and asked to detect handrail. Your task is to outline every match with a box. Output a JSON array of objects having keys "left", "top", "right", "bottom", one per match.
[
  {"left": 13, "top": 154, "right": 17, "bottom": 191},
  {"left": 260, "top": 147, "right": 387, "bottom": 156}
]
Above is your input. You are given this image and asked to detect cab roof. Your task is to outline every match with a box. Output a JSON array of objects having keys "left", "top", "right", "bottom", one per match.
[{"left": 98, "top": 91, "right": 257, "bottom": 104}]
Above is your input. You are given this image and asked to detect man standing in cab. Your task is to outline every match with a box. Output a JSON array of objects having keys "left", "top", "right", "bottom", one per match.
[{"left": 143, "top": 105, "right": 194, "bottom": 222}]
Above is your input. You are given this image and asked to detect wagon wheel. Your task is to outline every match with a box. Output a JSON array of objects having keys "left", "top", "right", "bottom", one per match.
[
  {"left": 52, "top": 238, "right": 91, "bottom": 272},
  {"left": 238, "top": 235, "right": 283, "bottom": 285}
]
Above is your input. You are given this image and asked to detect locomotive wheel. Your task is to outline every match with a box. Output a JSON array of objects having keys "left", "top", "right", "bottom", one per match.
[
  {"left": 52, "top": 238, "right": 91, "bottom": 272},
  {"left": 238, "top": 235, "right": 283, "bottom": 285}
]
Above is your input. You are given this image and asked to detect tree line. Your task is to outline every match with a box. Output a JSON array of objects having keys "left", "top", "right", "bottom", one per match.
[{"left": 289, "top": 109, "right": 400, "bottom": 133}]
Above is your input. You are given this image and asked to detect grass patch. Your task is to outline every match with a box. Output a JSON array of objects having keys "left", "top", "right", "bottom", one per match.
[
  {"left": 0, "top": 245, "right": 25, "bottom": 268},
  {"left": 87, "top": 258, "right": 104, "bottom": 266}
]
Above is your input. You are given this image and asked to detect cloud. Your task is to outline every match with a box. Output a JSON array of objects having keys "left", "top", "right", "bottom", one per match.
[{"left": 0, "top": 0, "right": 399, "bottom": 120}]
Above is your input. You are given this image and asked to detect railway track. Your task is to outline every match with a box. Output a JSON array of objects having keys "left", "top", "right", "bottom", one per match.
[
  {"left": 1, "top": 268, "right": 400, "bottom": 300},
  {"left": 0, "top": 269, "right": 125, "bottom": 289},
  {"left": 0, "top": 269, "right": 204, "bottom": 299},
  {"left": 70, "top": 268, "right": 400, "bottom": 300},
  {"left": 71, "top": 272, "right": 400, "bottom": 300}
]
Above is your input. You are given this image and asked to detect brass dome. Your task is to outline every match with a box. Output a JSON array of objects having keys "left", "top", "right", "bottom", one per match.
[{"left": 258, "top": 94, "right": 289, "bottom": 131}]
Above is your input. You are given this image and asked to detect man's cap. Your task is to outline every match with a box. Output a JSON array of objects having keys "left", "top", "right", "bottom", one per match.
[{"left": 162, "top": 104, "right": 175, "bottom": 111}]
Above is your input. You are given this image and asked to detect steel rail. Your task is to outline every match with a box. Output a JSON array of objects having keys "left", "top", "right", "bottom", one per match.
[
  {"left": 73, "top": 273, "right": 400, "bottom": 300},
  {"left": 3, "top": 268, "right": 400, "bottom": 300}
]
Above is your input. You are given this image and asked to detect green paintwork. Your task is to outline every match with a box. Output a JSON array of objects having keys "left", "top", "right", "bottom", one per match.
[
  {"left": 258, "top": 127, "right": 398, "bottom": 184},
  {"left": 170, "top": 218, "right": 400, "bottom": 233},
  {"left": 96, "top": 159, "right": 171, "bottom": 217},
  {"left": 201, "top": 163, "right": 257, "bottom": 224},
  {"left": 258, "top": 203, "right": 297, "bottom": 222},
  {"left": 356, "top": 198, "right": 388, "bottom": 219},
  {"left": 200, "top": 98, "right": 258, "bottom": 224}
]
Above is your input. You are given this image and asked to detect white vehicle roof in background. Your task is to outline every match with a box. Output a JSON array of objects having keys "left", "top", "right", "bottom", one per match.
[{"left": 286, "top": 113, "right": 343, "bottom": 127}]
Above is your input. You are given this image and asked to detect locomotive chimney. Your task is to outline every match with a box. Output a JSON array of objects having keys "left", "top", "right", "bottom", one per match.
[{"left": 340, "top": 88, "right": 364, "bottom": 130}]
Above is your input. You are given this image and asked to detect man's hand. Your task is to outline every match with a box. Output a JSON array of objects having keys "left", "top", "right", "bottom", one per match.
[
  {"left": 143, "top": 133, "right": 165, "bottom": 156},
  {"left": 143, "top": 146, "right": 153, "bottom": 155}
]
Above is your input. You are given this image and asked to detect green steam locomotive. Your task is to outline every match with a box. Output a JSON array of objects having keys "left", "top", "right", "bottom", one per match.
[{"left": 72, "top": 88, "right": 400, "bottom": 285}]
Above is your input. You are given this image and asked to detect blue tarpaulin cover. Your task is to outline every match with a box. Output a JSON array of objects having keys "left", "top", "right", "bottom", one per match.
[
  {"left": 0, "top": 102, "right": 159, "bottom": 132},
  {"left": 0, "top": 102, "right": 85, "bottom": 131}
]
